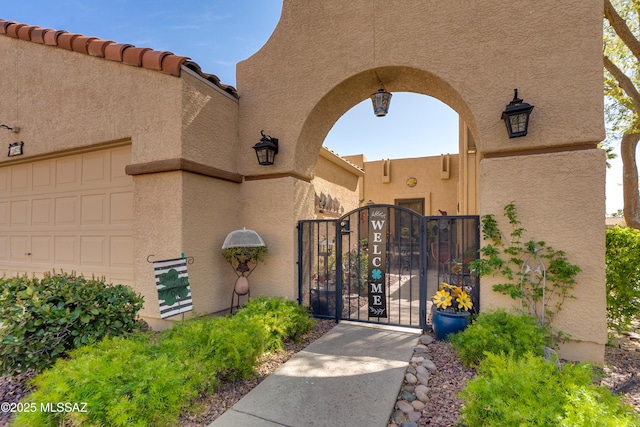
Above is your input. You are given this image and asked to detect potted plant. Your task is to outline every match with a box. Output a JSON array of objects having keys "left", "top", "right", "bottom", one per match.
[{"left": 431, "top": 282, "right": 473, "bottom": 340}]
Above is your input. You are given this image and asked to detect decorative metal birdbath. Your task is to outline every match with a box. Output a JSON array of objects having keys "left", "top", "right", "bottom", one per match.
[{"left": 221, "top": 228, "right": 267, "bottom": 313}]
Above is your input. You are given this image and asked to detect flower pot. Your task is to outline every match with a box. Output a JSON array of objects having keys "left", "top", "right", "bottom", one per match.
[{"left": 432, "top": 308, "right": 471, "bottom": 341}]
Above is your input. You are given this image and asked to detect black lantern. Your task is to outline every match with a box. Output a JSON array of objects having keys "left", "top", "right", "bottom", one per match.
[
  {"left": 501, "top": 89, "right": 534, "bottom": 138},
  {"left": 370, "top": 88, "right": 392, "bottom": 117},
  {"left": 253, "top": 131, "right": 279, "bottom": 165}
]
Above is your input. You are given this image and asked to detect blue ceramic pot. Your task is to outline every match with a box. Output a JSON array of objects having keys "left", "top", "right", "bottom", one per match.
[{"left": 432, "top": 309, "right": 471, "bottom": 341}]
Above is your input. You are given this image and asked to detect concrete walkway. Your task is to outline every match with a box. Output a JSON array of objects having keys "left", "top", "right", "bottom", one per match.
[{"left": 208, "top": 321, "right": 420, "bottom": 427}]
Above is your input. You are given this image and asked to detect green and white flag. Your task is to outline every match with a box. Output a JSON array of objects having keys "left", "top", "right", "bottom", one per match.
[{"left": 154, "top": 257, "right": 192, "bottom": 319}]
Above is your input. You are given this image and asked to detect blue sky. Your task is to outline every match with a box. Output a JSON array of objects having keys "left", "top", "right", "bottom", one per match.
[{"left": 1, "top": 1, "right": 626, "bottom": 214}]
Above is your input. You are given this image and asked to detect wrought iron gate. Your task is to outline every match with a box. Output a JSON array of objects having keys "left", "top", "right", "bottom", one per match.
[{"left": 298, "top": 205, "right": 479, "bottom": 329}]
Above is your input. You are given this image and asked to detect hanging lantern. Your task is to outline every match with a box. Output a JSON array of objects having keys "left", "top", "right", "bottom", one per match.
[
  {"left": 370, "top": 88, "right": 392, "bottom": 117},
  {"left": 501, "top": 89, "right": 534, "bottom": 138},
  {"left": 252, "top": 131, "right": 279, "bottom": 165}
]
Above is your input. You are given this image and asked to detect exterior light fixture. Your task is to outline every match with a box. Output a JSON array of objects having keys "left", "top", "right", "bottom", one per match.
[
  {"left": 501, "top": 89, "right": 534, "bottom": 138},
  {"left": 8, "top": 141, "right": 24, "bottom": 157},
  {"left": 252, "top": 130, "right": 279, "bottom": 166},
  {"left": 0, "top": 124, "right": 20, "bottom": 133},
  {"left": 370, "top": 88, "right": 392, "bottom": 117}
]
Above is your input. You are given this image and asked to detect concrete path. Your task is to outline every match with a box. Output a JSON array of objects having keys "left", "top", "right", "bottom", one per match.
[{"left": 208, "top": 321, "right": 420, "bottom": 427}]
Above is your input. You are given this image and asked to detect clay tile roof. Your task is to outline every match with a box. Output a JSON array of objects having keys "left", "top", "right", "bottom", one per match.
[{"left": 0, "top": 18, "right": 239, "bottom": 98}]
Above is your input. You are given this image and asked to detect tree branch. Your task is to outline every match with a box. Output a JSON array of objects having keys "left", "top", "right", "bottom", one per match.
[
  {"left": 605, "top": 0, "right": 640, "bottom": 62},
  {"left": 621, "top": 132, "right": 640, "bottom": 229},
  {"left": 604, "top": 54, "right": 640, "bottom": 112}
]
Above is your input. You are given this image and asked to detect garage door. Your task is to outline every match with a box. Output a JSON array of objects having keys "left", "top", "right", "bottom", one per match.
[{"left": 0, "top": 145, "right": 134, "bottom": 286}]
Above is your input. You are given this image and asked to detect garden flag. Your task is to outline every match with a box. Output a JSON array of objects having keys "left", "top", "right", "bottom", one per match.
[{"left": 154, "top": 257, "right": 193, "bottom": 319}]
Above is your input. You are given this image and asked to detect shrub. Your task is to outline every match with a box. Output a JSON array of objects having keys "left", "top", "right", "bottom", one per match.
[
  {"left": 470, "top": 202, "right": 580, "bottom": 343},
  {"left": 13, "top": 335, "right": 203, "bottom": 427},
  {"left": 459, "top": 353, "right": 639, "bottom": 427},
  {"left": 0, "top": 272, "right": 144, "bottom": 375},
  {"left": 605, "top": 226, "right": 640, "bottom": 331},
  {"left": 158, "top": 315, "right": 268, "bottom": 382},
  {"left": 449, "top": 309, "right": 547, "bottom": 367},
  {"left": 233, "top": 296, "right": 315, "bottom": 350},
  {"left": 12, "top": 296, "right": 315, "bottom": 427}
]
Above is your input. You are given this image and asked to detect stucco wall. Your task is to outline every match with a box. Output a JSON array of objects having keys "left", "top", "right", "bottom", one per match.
[
  {"left": 0, "top": 36, "right": 184, "bottom": 165},
  {"left": 235, "top": 0, "right": 606, "bottom": 361},
  {"left": 362, "top": 155, "right": 459, "bottom": 215},
  {"left": 236, "top": 0, "right": 603, "bottom": 179},
  {"left": 479, "top": 149, "right": 607, "bottom": 363},
  {"left": 312, "top": 148, "right": 362, "bottom": 218}
]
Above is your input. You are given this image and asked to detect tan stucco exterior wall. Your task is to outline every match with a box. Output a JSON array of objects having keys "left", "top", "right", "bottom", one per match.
[
  {"left": 0, "top": 35, "right": 245, "bottom": 325},
  {"left": 236, "top": 0, "right": 606, "bottom": 362},
  {"left": 479, "top": 149, "right": 607, "bottom": 362},
  {"left": 361, "top": 155, "right": 459, "bottom": 215},
  {"left": 312, "top": 148, "right": 363, "bottom": 218}
]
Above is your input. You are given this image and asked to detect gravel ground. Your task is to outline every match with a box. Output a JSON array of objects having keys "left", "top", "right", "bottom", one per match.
[{"left": 0, "top": 319, "right": 638, "bottom": 427}]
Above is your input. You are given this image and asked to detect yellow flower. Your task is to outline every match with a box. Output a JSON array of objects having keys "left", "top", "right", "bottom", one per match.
[
  {"left": 439, "top": 282, "right": 452, "bottom": 290},
  {"left": 451, "top": 286, "right": 464, "bottom": 297},
  {"left": 456, "top": 291, "right": 473, "bottom": 311},
  {"left": 433, "top": 289, "right": 452, "bottom": 309}
]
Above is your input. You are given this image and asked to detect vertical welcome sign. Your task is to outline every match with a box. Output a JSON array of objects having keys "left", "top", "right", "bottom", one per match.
[{"left": 368, "top": 207, "right": 387, "bottom": 318}]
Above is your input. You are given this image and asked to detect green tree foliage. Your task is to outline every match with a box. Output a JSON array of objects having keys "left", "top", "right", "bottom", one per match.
[
  {"left": 0, "top": 272, "right": 144, "bottom": 375},
  {"left": 605, "top": 226, "right": 640, "bottom": 331},
  {"left": 604, "top": 0, "right": 640, "bottom": 229}
]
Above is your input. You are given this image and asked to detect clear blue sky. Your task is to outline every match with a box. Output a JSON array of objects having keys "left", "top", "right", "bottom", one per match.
[{"left": 2, "top": 1, "right": 626, "bottom": 214}]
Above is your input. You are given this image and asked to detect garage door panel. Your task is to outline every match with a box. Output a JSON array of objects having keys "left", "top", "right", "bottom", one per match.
[
  {"left": 32, "top": 198, "right": 53, "bottom": 226},
  {"left": 10, "top": 236, "right": 28, "bottom": 261},
  {"left": 0, "top": 236, "right": 8, "bottom": 261},
  {"left": 80, "top": 236, "right": 106, "bottom": 266},
  {"left": 10, "top": 200, "right": 29, "bottom": 226},
  {"left": 110, "top": 192, "right": 133, "bottom": 224},
  {"left": 0, "top": 202, "right": 8, "bottom": 227},
  {"left": 32, "top": 161, "right": 54, "bottom": 192},
  {"left": 82, "top": 152, "right": 109, "bottom": 187},
  {"left": 54, "top": 236, "right": 77, "bottom": 264},
  {"left": 31, "top": 235, "right": 52, "bottom": 263},
  {"left": 55, "top": 157, "right": 81, "bottom": 188},
  {"left": 111, "top": 147, "right": 133, "bottom": 186},
  {"left": 0, "top": 145, "right": 133, "bottom": 283},
  {"left": 111, "top": 236, "right": 133, "bottom": 268},
  {"left": 81, "top": 194, "right": 107, "bottom": 225},
  {"left": 11, "top": 165, "right": 30, "bottom": 193},
  {"left": 55, "top": 196, "right": 78, "bottom": 225}
]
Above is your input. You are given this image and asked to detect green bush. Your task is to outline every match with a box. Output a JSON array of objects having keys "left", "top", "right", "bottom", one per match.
[
  {"left": 233, "top": 296, "right": 315, "bottom": 350},
  {"left": 606, "top": 226, "right": 640, "bottom": 331},
  {"left": 12, "top": 296, "right": 316, "bottom": 427},
  {"left": 158, "top": 315, "right": 268, "bottom": 382},
  {"left": 13, "top": 335, "right": 204, "bottom": 427},
  {"left": 459, "top": 353, "right": 639, "bottom": 427},
  {"left": 0, "top": 272, "right": 144, "bottom": 375},
  {"left": 449, "top": 309, "right": 547, "bottom": 367}
]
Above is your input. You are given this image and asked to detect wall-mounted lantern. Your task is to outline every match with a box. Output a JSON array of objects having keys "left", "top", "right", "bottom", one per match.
[
  {"left": 252, "top": 130, "right": 279, "bottom": 165},
  {"left": 501, "top": 89, "right": 534, "bottom": 138},
  {"left": 370, "top": 88, "right": 392, "bottom": 117},
  {"left": 8, "top": 141, "right": 24, "bottom": 157}
]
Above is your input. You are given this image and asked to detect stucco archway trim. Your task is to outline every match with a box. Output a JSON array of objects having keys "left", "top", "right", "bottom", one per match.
[{"left": 294, "top": 66, "right": 477, "bottom": 179}]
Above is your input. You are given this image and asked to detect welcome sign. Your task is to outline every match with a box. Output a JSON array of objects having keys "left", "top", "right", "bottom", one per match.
[{"left": 368, "top": 207, "right": 387, "bottom": 318}]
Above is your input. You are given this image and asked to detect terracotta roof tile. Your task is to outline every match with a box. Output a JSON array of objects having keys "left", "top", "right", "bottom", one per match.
[
  {"left": 0, "top": 18, "right": 239, "bottom": 98},
  {"left": 122, "top": 46, "right": 151, "bottom": 67},
  {"left": 71, "top": 36, "right": 98, "bottom": 54},
  {"left": 87, "top": 39, "right": 112, "bottom": 57},
  {"left": 57, "top": 33, "right": 81, "bottom": 50}
]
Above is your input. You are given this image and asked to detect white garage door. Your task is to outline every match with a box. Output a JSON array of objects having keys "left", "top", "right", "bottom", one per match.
[{"left": 0, "top": 145, "right": 134, "bottom": 286}]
